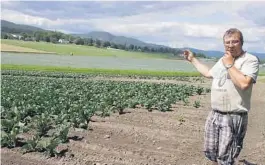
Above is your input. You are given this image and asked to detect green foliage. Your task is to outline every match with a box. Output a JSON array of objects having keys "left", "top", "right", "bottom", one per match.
[
  {"left": 205, "top": 88, "right": 211, "bottom": 93},
  {"left": 54, "top": 125, "right": 70, "bottom": 143},
  {"left": 21, "top": 134, "right": 41, "bottom": 153},
  {"left": 1, "top": 70, "right": 209, "bottom": 156},
  {"left": 1, "top": 128, "right": 19, "bottom": 148},
  {"left": 193, "top": 100, "right": 201, "bottom": 108},
  {"left": 1, "top": 65, "right": 201, "bottom": 77},
  {"left": 33, "top": 112, "right": 53, "bottom": 137},
  {"left": 37, "top": 138, "right": 61, "bottom": 157},
  {"left": 193, "top": 52, "right": 208, "bottom": 59},
  {"left": 183, "top": 98, "right": 190, "bottom": 106},
  {"left": 1, "top": 106, "right": 28, "bottom": 148},
  {"left": 195, "top": 87, "right": 204, "bottom": 95}
]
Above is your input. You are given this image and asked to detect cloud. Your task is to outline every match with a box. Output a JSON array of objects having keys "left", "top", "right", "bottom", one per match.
[
  {"left": 238, "top": 2, "right": 265, "bottom": 26},
  {"left": 1, "top": 1, "right": 265, "bottom": 53}
]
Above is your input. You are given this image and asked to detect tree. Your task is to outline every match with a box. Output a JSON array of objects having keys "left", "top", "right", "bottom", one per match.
[
  {"left": 117, "top": 44, "right": 125, "bottom": 50},
  {"left": 21, "top": 32, "right": 28, "bottom": 40},
  {"left": 74, "top": 38, "right": 84, "bottom": 45},
  {"left": 95, "top": 39, "right": 101, "bottom": 47},
  {"left": 196, "top": 53, "right": 207, "bottom": 58},
  {"left": 35, "top": 33, "right": 40, "bottom": 42},
  {"left": 111, "top": 42, "right": 118, "bottom": 49},
  {"left": 45, "top": 36, "right": 50, "bottom": 42},
  {"left": 50, "top": 37, "right": 57, "bottom": 43},
  {"left": 102, "top": 41, "right": 111, "bottom": 47},
  {"left": 143, "top": 46, "right": 149, "bottom": 52},
  {"left": 3, "top": 34, "right": 8, "bottom": 39},
  {"left": 87, "top": 38, "right": 93, "bottom": 46},
  {"left": 129, "top": 44, "right": 135, "bottom": 50},
  {"left": 136, "top": 46, "right": 142, "bottom": 51}
]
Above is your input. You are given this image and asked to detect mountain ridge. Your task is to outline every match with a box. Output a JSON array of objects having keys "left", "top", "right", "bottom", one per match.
[
  {"left": 71, "top": 31, "right": 169, "bottom": 49},
  {"left": 1, "top": 20, "right": 45, "bottom": 34}
]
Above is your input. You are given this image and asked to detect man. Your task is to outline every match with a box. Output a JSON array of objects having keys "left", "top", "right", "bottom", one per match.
[{"left": 183, "top": 28, "right": 260, "bottom": 165}]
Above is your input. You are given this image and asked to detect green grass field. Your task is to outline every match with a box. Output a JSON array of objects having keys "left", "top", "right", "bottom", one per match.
[{"left": 1, "top": 39, "right": 178, "bottom": 59}]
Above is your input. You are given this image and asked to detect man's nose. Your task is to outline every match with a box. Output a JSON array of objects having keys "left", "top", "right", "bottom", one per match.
[{"left": 228, "top": 42, "right": 234, "bottom": 47}]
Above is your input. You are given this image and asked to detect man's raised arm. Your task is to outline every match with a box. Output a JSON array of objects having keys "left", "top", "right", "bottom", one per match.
[{"left": 183, "top": 50, "right": 212, "bottom": 78}]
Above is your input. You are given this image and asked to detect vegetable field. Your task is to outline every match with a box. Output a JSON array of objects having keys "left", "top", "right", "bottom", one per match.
[
  {"left": 1, "top": 70, "right": 265, "bottom": 165},
  {"left": 1, "top": 70, "right": 209, "bottom": 156},
  {"left": 1, "top": 52, "right": 215, "bottom": 72}
]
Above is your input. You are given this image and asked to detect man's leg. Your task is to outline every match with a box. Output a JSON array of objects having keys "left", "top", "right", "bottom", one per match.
[
  {"left": 204, "top": 111, "right": 219, "bottom": 163},
  {"left": 217, "top": 114, "right": 248, "bottom": 165}
]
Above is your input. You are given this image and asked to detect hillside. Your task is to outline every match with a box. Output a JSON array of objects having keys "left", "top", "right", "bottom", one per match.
[
  {"left": 1, "top": 20, "right": 45, "bottom": 34},
  {"left": 72, "top": 31, "right": 168, "bottom": 49}
]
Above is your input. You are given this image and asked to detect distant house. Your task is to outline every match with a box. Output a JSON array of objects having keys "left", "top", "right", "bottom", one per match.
[
  {"left": 107, "top": 46, "right": 119, "bottom": 50},
  {"left": 58, "top": 39, "right": 69, "bottom": 44},
  {"left": 11, "top": 34, "right": 22, "bottom": 40},
  {"left": 106, "top": 46, "right": 125, "bottom": 51}
]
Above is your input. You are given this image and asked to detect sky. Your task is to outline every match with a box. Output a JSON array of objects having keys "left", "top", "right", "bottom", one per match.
[{"left": 1, "top": 1, "right": 265, "bottom": 53}]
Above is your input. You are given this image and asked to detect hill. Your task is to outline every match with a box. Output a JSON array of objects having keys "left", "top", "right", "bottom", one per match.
[
  {"left": 1, "top": 20, "right": 45, "bottom": 34},
  {"left": 72, "top": 31, "right": 168, "bottom": 49}
]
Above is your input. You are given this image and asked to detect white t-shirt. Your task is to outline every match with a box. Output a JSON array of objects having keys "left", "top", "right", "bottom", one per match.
[{"left": 209, "top": 52, "right": 259, "bottom": 113}]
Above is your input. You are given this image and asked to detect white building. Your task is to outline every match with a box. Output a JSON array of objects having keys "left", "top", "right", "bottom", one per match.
[{"left": 58, "top": 39, "right": 69, "bottom": 44}]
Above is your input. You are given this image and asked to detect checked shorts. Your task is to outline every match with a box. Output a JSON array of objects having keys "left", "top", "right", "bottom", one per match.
[{"left": 203, "top": 110, "right": 248, "bottom": 165}]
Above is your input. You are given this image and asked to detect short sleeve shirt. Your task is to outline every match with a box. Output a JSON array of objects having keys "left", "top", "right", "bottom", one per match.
[{"left": 209, "top": 52, "right": 259, "bottom": 112}]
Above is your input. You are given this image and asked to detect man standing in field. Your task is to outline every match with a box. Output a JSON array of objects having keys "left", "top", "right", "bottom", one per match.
[{"left": 183, "top": 28, "right": 260, "bottom": 165}]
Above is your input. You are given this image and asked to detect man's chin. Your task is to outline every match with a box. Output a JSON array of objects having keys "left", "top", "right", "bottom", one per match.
[{"left": 228, "top": 50, "right": 237, "bottom": 57}]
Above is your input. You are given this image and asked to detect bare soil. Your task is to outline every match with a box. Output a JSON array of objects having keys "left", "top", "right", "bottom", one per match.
[{"left": 1, "top": 78, "right": 265, "bottom": 165}]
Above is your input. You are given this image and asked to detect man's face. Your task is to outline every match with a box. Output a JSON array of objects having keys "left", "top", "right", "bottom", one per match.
[{"left": 223, "top": 33, "right": 243, "bottom": 57}]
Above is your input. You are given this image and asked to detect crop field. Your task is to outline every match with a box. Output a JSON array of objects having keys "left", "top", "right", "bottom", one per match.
[
  {"left": 1, "top": 69, "right": 265, "bottom": 165},
  {"left": 1, "top": 52, "right": 215, "bottom": 72}
]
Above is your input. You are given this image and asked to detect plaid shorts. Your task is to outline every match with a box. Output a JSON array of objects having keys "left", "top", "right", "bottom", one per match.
[{"left": 204, "top": 110, "right": 248, "bottom": 165}]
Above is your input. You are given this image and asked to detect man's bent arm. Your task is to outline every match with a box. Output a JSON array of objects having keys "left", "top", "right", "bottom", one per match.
[
  {"left": 191, "top": 57, "right": 212, "bottom": 78},
  {"left": 227, "top": 66, "right": 253, "bottom": 90}
]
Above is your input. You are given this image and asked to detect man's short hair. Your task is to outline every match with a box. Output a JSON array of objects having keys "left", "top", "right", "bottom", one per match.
[{"left": 223, "top": 28, "right": 244, "bottom": 46}]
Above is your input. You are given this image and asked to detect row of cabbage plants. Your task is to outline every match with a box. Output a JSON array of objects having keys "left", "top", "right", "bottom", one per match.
[{"left": 1, "top": 72, "right": 209, "bottom": 156}]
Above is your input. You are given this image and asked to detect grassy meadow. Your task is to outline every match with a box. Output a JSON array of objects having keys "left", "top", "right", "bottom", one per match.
[{"left": 1, "top": 39, "right": 177, "bottom": 59}]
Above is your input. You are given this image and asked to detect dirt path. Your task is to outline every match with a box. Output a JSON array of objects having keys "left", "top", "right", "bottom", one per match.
[{"left": 1, "top": 81, "right": 265, "bottom": 165}]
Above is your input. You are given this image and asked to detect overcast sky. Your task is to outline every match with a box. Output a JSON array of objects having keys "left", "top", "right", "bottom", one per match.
[{"left": 1, "top": 1, "right": 265, "bottom": 53}]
